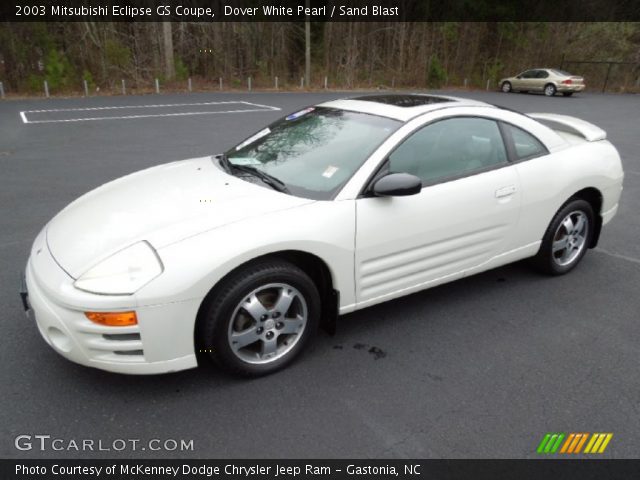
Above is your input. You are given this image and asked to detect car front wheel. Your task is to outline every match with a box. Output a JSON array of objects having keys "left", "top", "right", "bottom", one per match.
[
  {"left": 198, "top": 260, "right": 320, "bottom": 376},
  {"left": 531, "top": 199, "right": 594, "bottom": 275}
]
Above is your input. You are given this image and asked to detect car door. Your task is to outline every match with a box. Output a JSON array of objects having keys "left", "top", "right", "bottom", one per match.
[
  {"left": 532, "top": 70, "right": 550, "bottom": 92},
  {"left": 513, "top": 70, "right": 536, "bottom": 90},
  {"left": 354, "top": 116, "right": 521, "bottom": 307}
]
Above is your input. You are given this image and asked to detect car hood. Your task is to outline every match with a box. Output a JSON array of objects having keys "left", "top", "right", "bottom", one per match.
[{"left": 46, "top": 156, "right": 313, "bottom": 278}]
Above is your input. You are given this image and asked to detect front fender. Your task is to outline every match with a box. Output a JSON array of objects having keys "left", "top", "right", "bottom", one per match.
[{"left": 136, "top": 200, "right": 357, "bottom": 311}]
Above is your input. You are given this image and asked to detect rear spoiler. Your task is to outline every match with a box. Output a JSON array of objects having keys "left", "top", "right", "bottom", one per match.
[{"left": 528, "top": 113, "right": 606, "bottom": 142}]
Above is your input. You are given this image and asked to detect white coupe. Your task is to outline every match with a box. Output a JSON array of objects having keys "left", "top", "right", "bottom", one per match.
[{"left": 22, "top": 94, "right": 624, "bottom": 376}]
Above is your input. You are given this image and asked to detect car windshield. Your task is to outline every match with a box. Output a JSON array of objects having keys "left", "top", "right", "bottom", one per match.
[{"left": 225, "top": 107, "right": 401, "bottom": 200}]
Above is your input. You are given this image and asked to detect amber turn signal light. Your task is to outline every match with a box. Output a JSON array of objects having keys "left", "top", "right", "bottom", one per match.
[{"left": 85, "top": 311, "right": 137, "bottom": 327}]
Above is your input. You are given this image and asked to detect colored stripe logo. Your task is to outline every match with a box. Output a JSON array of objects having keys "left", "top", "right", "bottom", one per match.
[{"left": 537, "top": 433, "right": 612, "bottom": 454}]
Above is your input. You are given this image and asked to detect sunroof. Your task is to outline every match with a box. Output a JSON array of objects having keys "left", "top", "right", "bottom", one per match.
[{"left": 353, "top": 94, "right": 452, "bottom": 107}]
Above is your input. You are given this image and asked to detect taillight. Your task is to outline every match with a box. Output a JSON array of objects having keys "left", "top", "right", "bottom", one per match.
[{"left": 562, "top": 79, "right": 573, "bottom": 85}]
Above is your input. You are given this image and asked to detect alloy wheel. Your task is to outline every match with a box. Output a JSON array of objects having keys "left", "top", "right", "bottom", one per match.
[
  {"left": 227, "top": 283, "right": 307, "bottom": 364},
  {"left": 552, "top": 211, "right": 589, "bottom": 267}
]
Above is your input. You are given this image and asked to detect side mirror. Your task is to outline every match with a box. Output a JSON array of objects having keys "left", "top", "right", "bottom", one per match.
[{"left": 372, "top": 173, "right": 422, "bottom": 197}]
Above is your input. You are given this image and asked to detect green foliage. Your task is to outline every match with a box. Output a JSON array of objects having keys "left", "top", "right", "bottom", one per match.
[
  {"left": 175, "top": 57, "right": 189, "bottom": 81},
  {"left": 105, "top": 39, "right": 131, "bottom": 73},
  {"left": 487, "top": 61, "right": 504, "bottom": 83},
  {"left": 26, "top": 74, "right": 45, "bottom": 93},
  {"left": 82, "top": 70, "right": 95, "bottom": 90},
  {"left": 442, "top": 23, "right": 459, "bottom": 43},
  {"left": 497, "top": 22, "right": 519, "bottom": 41},
  {"left": 427, "top": 57, "right": 447, "bottom": 88},
  {"left": 44, "top": 49, "right": 74, "bottom": 90}
]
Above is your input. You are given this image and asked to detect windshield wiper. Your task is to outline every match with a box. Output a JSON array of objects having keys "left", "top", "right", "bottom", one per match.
[
  {"left": 218, "top": 153, "right": 232, "bottom": 173},
  {"left": 228, "top": 162, "right": 290, "bottom": 194}
]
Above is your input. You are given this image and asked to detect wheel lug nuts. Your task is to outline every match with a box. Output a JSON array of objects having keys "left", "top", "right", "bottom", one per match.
[
  {"left": 272, "top": 311, "right": 281, "bottom": 318},
  {"left": 266, "top": 331, "right": 274, "bottom": 339},
  {"left": 276, "top": 322, "right": 283, "bottom": 329},
  {"left": 257, "top": 327, "right": 263, "bottom": 334},
  {"left": 260, "top": 314, "right": 268, "bottom": 321}
]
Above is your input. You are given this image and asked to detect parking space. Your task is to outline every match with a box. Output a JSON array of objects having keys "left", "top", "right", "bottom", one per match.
[
  {"left": 20, "top": 100, "right": 280, "bottom": 123},
  {"left": 1, "top": 90, "right": 639, "bottom": 459}
]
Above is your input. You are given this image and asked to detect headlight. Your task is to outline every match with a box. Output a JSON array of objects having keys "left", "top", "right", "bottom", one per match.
[{"left": 74, "top": 241, "right": 163, "bottom": 295}]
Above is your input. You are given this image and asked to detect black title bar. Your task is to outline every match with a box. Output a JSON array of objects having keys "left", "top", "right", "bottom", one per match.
[
  {"left": 3, "top": 0, "right": 640, "bottom": 22},
  {"left": 3, "top": 459, "right": 640, "bottom": 480}
]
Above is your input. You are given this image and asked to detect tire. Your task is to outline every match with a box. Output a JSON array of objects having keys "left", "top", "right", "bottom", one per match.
[
  {"left": 562, "top": 92, "right": 574, "bottom": 97},
  {"left": 544, "top": 83, "right": 557, "bottom": 96},
  {"left": 197, "top": 259, "right": 320, "bottom": 377},
  {"left": 501, "top": 81, "right": 512, "bottom": 93},
  {"left": 531, "top": 199, "right": 594, "bottom": 275}
]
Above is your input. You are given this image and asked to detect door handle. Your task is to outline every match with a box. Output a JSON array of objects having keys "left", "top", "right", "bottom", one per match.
[{"left": 495, "top": 185, "right": 517, "bottom": 198}]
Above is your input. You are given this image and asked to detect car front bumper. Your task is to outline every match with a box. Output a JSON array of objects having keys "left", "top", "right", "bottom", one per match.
[{"left": 23, "top": 231, "right": 199, "bottom": 375}]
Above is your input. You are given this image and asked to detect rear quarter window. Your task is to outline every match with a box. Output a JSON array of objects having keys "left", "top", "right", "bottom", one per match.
[{"left": 504, "top": 124, "right": 548, "bottom": 160}]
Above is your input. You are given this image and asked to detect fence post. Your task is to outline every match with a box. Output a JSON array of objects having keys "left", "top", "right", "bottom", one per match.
[
  {"left": 464, "top": 78, "right": 468, "bottom": 88},
  {"left": 155, "top": 78, "right": 160, "bottom": 94},
  {"left": 188, "top": 77, "right": 192, "bottom": 92},
  {"left": 603, "top": 62, "right": 613, "bottom": 93},
  {"left": 0, "top": 81, "right": 5, "bottom": 99},
  {"left": 324, "top": 76, "right": 328, "bottom": 90},
  {"left": 300, "top": 76, "right": 304, "bottom": 89},
  {"left": 248, "top": 76, "right": 252, "bottom": 91},
  {"left": 391, "top": 77, "right": 395, "bottom": 89},
  {"left": 275, "top": 76, "right": 278, "bottom": 90},
  {"left": 486, "top": 79, "right": 491, "bottom": 91},
  {"left": 44, "top": 80, "right": 49, "bottom": 98},
  {"left": 83, "top": 79, "right": 89, "bottom": 97},
  {"left": 219, "top": 77, "right": 223, "bottom": 90},
  {"left": 121, "top": 79, "right": 126, "bottom": 95}
]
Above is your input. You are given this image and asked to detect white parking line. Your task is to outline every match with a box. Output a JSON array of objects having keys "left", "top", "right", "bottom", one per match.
[
  {"left": 596, "top": 248, "right": 640, "bottom": 266},
  {"left": 20, "top": 101, "right": 280, "bottom": 124}
]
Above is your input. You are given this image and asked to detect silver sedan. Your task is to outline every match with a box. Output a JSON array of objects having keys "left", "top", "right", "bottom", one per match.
[{"left": 500, "top": 68, "right": 585, "bottom": 97}]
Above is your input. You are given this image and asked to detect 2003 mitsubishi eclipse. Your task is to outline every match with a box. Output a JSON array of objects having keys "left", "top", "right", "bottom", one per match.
[{"left": 22, "top": 94, "right": 624, "bottom": 376}]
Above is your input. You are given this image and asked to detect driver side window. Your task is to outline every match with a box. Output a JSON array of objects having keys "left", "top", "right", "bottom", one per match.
[{"left": 388, "top": 117, "right": 508, "bottom": 185}]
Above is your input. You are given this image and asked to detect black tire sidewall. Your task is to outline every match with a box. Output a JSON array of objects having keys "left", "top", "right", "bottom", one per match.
[
  {"left": 200, "top": 261, "right": 320, "bottom": 376},
  {"left": 537, "top": 199, "right": 594, "bottom": 275}
]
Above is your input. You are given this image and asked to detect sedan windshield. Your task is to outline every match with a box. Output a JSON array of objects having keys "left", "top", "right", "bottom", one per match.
[{"left": 225, "top": 107, "right": 401, "bottom": 200}]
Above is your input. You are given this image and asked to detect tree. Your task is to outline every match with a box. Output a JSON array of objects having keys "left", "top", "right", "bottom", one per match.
[
  {"left": 162, "top": 22, "right": 175, "bottom": 80},
  {"left": 304, "top": 0, "right": 311, "bottom": 86}
]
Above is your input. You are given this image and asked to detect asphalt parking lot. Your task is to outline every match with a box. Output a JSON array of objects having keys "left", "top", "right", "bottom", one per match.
[{"left": 1, "top": 89, "right": 638, "bottom": 459}]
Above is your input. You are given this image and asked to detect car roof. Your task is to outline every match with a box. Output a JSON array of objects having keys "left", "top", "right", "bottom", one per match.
[
  {"left": 318, "top": 94, "right": 492, "bottom": 122},
  {"left": 525, "top": 68, "right": 569, "bottom": 74}
]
